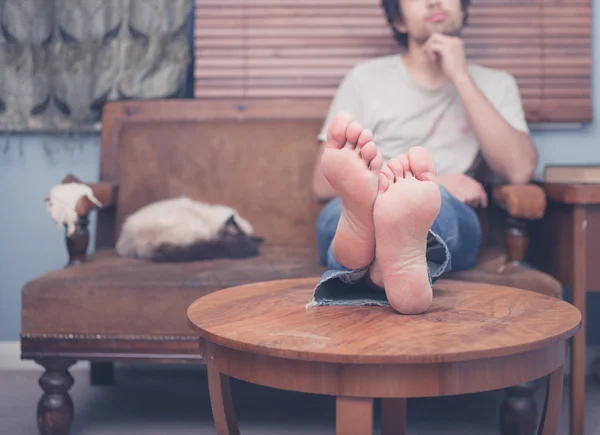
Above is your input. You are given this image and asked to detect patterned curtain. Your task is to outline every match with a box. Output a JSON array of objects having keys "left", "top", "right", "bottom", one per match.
[{"left": 0, "top": 0, "right": 192, "bottom": 131}]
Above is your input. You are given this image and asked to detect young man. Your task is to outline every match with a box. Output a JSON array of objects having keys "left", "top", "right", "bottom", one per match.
[{"left": 308, "top": 0, "right": 538, "bottom": 314}]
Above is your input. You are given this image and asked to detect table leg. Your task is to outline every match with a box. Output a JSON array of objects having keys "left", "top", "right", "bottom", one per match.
[
  {"left": 336, "top": 397, "right": 373, "bottom": 435},
  {"left": 571, "top": 205, "right": 587, "bottom": 435},
  {"left": 207, "top": 363, "right": 240, "bottom": 435},
  {"left": 538, "top": 365, "right": 565, "bottom": 435},
  {"left": 381, "top": 398, "right": 406, "bottom": 435}
]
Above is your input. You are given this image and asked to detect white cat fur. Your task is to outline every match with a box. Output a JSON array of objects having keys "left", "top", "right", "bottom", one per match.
[
  {"left": 116, "top": 197, "right": 254, "bottom": 260},
  {"left": 46, "top": 183, "right": 102, "bottom": 237}
]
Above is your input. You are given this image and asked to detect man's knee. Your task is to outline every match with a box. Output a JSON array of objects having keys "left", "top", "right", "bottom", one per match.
[{"left": 429, "top": 186, "right": 482, "bottom": 270}]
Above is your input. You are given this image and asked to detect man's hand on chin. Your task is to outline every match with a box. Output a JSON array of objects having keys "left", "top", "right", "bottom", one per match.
[
  {"left": 424, "top": 33, "right": 539, "bottom": 185},
  {"left": 424, "top": 33, "right": 470, "bottom": 85},
  {"left": 437, "top": 173, "right": 488, "bottom": 208}
]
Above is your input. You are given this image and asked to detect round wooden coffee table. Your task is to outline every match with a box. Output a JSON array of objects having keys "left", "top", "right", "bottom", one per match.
[{"left": 187, "top": 277, "right": 581, "bottom": 435}]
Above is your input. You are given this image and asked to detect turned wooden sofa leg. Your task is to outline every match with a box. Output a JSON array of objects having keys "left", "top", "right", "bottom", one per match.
[
  {"left": 90, "top": 362, "right": 115, "bottom": 386},
  {"left": 64, "top": 215, "right": 89, "bottom": 267},
  {"left": 500, "top": 381, "right": 539, "bottom": 435},
  {"left": 36, "top": 358, "right": 76, "bottom": 435},
  {"left": 506, "top": 217, "right": 529, "bottom": 264}
]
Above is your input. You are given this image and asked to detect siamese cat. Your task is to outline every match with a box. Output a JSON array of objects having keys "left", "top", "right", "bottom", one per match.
[{"left": 116, "top": 197, "right": 263, "bottom": 262}]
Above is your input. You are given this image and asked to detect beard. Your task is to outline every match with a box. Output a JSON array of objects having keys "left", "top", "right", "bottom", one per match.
[
  {"left": 413, "top": 21, "right": 463, "bottom": 45},
  {"left": 437, "top": 23, "right": 462, "bottom": 38}
]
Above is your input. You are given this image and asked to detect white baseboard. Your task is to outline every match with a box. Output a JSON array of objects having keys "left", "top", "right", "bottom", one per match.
[{"left": 0, "top": 341, "right": 88, "bottom": 371}]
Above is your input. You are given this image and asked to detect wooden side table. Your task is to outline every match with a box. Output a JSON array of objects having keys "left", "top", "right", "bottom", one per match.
[
  {"left": 187, "top": 277, "right": 581, "bottom": 435},
  {"left": 532, "top": 182, "right": 600, "bottom": 435}
]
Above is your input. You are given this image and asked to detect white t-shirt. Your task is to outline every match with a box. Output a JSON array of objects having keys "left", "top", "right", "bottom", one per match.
[{"left": 318, "top": 54, "right": 529, "bottom": 176}]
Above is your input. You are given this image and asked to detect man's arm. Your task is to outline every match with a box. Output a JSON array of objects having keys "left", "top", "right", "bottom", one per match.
[
  {"left": 437, "top": 173, "right": 488, "bottom": 208},
  {"left": 452, "top": 74, "right": 538, "bottom": 185},
  {"left": 426, "top": 34, "right": 538, "bottom": 185}
]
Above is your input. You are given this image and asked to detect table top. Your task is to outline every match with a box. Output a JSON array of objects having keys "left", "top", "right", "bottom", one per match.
[
  {"left": 187, "top": 278, "right": 581, "bottom": 365},
  {"left": 541, "top": 182, "right": 600, "bottom": 204}
]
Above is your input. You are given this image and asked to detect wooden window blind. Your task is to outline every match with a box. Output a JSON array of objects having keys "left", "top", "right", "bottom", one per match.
[{"left": 194, "top": 0, "right": 592, "bottom": 123}]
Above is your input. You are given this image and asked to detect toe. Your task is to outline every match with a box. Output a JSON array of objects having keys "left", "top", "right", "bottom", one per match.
[
  {"left": 369, "top": 152, "right": 383, "bottom": 172},
  {"left": 398, "top": 154, "right": 413, "bottom": 177},
  {"left": 345, "top": 121, "right": 363, "bottom": 149},
  {"left": 356, "top": 129, "right": 373, "bottom": 150},
  {"left": 408, "top": 146, "right": 437, "bottom": 181},
  {"left": 382, "top": 166, "right": 394, "bottom": 182},
  {"left": 378, "top": 173, "right": 390, "bottom": 193},
  {"left": 360, "top": 141, "right": 378, "bottom": 162},
  {"left": 326, "top": 112, "right": 353, "bottom": 149},
  {"left": 387, "top": 157, "right": 404, "bottom": 181}
]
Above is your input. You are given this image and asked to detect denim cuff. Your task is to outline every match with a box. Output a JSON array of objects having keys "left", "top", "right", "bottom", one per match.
[
  {"left": 426, "top": 229, "right": 451, "bottom": 279},
  {"left": 307, "top": 229, "right": 450, "bottom": 308}
]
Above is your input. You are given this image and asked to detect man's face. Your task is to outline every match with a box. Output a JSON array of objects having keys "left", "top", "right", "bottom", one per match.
[{"left": 396, "top": 0, "right": 465, "bottom": 45}]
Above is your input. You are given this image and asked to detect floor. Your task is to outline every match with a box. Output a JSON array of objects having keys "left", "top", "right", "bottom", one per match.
[{"left": 2, "top": 363, "right": 600, "bottom": 435}]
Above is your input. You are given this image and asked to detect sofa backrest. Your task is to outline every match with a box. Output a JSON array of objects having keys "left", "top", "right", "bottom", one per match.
[{"left": 98, "top": 100, "right": 327, "bottom": 248}]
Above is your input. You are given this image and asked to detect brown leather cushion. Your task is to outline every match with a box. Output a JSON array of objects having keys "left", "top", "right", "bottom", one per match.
[
  {"left": 22, "top": 245, "right": 562, "bottom": 339},
  {"left": 22, "top": 246, "right": 326, "bottom": 337}
]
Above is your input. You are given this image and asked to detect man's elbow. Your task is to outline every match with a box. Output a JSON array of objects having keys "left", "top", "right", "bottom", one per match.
[
  {"left": 506, "top": 166, "right": 535, "bottom": 185},
  {"left": 506, "top": 145, "right": 538, "bottom": 185}
]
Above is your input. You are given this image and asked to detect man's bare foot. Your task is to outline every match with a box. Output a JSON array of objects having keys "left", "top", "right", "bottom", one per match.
[
  {"left": 368, "top": 258, "right": 384, "bottom": 288},
  {"left": 373, "top": 146, "right": 441, "bottom": 314},
  {"left": 321, "top": 112, "right": 383, "bottom": 269}
]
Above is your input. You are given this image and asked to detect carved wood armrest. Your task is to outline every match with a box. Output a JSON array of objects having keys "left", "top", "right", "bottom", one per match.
[
  {"left": 491, "top": 184, "right": 546, "bottom": 264},
  {"left": 492, "top": 184, "right": 546, "bottom": 220},
  {"left": 58, "top": 174, "right": 119, "bottom": 267},
  {"left": 61, "top": 174, "right": 118, "bottom": 216}
]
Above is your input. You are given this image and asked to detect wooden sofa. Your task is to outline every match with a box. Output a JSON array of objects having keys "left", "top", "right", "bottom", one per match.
[{"left": 21, "top": 99, "right": 561, "bottom": 435}]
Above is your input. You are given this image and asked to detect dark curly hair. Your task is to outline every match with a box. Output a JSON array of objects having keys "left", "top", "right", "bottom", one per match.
[{"left": 381, "top": 0, "right": 472, "bottom": 48}]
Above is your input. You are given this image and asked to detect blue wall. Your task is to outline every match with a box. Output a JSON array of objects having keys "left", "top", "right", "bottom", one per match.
[
  {"left": 0, "top": 134, "right": 101, "bottom": 340},
  {"left": 0, "top": 6, "right": 598, "bottom": 341}
]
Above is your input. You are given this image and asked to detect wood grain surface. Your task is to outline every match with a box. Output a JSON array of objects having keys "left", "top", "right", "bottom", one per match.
[
  {"left": 537, "top": 365, "right": 565, "bottom": 435},
  {"left": 542, "top": 182, "right": 600, "bottom": 205},
  {"left": 532, "top": 182, "right": 600, "bottom": 435},
  {"left": 204, "top": 339, "right": 566, "bottom": 398},
  {"left": 187, "top": 278, "right": 581, "bottom": 364}
]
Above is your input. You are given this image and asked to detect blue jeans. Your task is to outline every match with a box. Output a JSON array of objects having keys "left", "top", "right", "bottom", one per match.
[{"left": 308, "top": 185, "right": 482, "bottom": 307}]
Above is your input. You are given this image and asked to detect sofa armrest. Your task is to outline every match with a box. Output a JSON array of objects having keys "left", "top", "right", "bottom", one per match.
[
  {"left": 489, "top": 184, "right": 546, "bottom": 265},
  {"left": 492, "top": 184, "right": 546, "bottom": 220},
  {"left": 61, "top": 174, "right": 118, "bottom": 216},
  {"left": 50, "top": 174, "right": 119, "bottom": 267}
]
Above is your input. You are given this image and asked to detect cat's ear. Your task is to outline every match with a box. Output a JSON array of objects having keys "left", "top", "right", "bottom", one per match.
[{"left": 223, "top": 215, "right": 243, "bottom": 235}]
